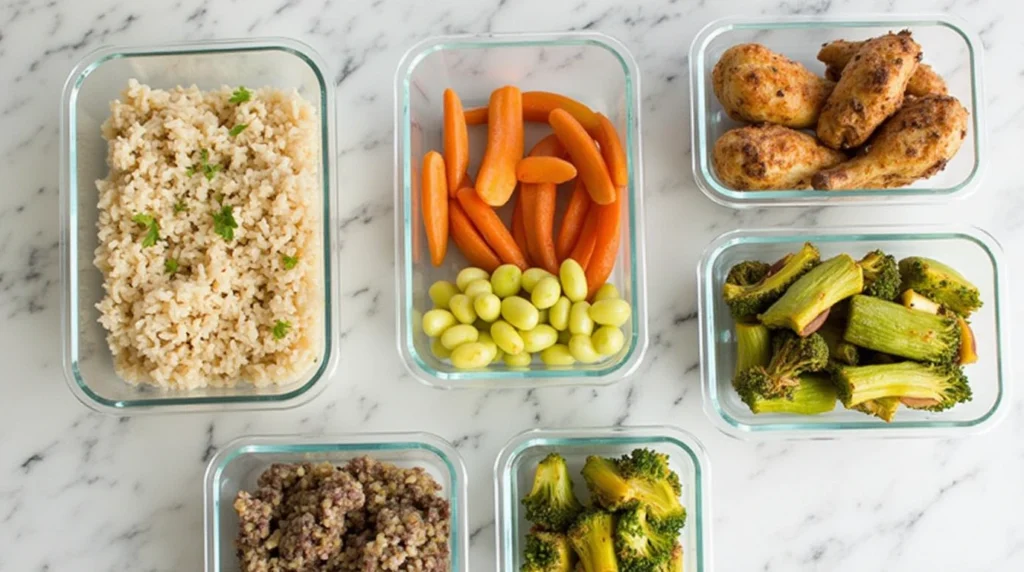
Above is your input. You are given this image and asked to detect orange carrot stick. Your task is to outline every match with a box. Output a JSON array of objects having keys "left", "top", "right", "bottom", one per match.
[
  {"left": 455, "top": 187, "right": 528, "bottom": 269},
  {"left": 592, "top": 113, "right": 628, "bottom": 187},
  {"left": 524, "top": 134, "right": 563, "bottom": 273},
  {"left": 449, "top": 200, "right": 501, "bottom": 272},
  {"left": 556, "top": 180, "right": 593, "bottom": 261},
  {"left": 443, "top": 89, "right": 470, "bottom": 195},
  {"left": 516, "top": 156, "right": 577, "bottom": 184},
  {"left": 464, "top": 107, "right": 488, "bottom": 125},
  {"left": 464, "top": 91, "right": 600, "bottom": 132},
  {"left": 569, "top": 214, "right": 600, "bottom": 270},
  {"left": 511, "top": 193, "right": 533, "bottom": 267},
  {"left": 475, "top": 86, "right": 523, "bottom": 207},
  {"left": 549, "top": 108, "right": 617, "bottom": 205},
  {"left": 585, "top": 189, "right": 623, "bottom": 298},
  {"left": 421, "top": 151, "right": 449, "bottom": 266}
]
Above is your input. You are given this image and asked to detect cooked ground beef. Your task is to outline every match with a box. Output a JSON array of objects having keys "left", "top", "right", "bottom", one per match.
[{"left": 233, "top": 457, "right": 451, "bottom": 571}]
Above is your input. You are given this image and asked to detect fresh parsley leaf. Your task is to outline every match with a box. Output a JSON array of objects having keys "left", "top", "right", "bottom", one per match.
[
  {"left": 132, "top": 213, "right": 160, "bottom": 248},
  {"left": 185, "top": 166, "right": 196, "bottom": 178},
  {"left": 272, "top": 320, "right": 291, "bottom": 340},
  {"left": 200, "top": 148, "right": 209, "bottom": 163},
  {"left": 229, "top": 86, "right": 252, "bottom": 104},
  {"left": 211, "top": 205, "right": 238, "bottom": 241},
  {"left": 165, "top": 258, "right": 179, "bottom": 274},
  {"left": 229, "top": 123, "right": 248, "bottom": 137},
  {"left": 203, "top": 162, "right": 222, "bottom": 181},
  {"left": 282, "top": 254, "right": 299, "bottom": 270},
  {"left": 174, "top": 200, "right": 188, "bottom": 213}
]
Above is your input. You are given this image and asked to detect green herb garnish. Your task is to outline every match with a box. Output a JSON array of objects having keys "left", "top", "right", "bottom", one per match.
[
  {"left": 229, "top": 86, "right": 252, "bottom": 104},
  {"left": 211, "top": 204, "right": 238, "bottom": 241},
  {"left": 174, "top": 200, "right": 188, "bottom": 213},
  {"left": 185, "top": 166, "right": 196, "bottom": 178},
  {"left": 185, "top": 149, "right": 223, "bottom": 181},
  {"left": 229, "top": 123, "right": 248, "bottom": 137},
  {"left": 131, "top": 213, "right": 160, "bottom": 248},
  {"left": 282, "top": 254, "right": 299, "bottom": 270},
  {"left": 272, "top": 320, "right": 291, "bottom": 340},
  {"left": 165, "top": 258, "right": 179, "bottom": 274}
]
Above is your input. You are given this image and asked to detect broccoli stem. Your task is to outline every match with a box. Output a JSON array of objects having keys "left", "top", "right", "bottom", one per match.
[
  {"left": 747, "top": 374, "right": 837, "bottom": 415},
  {"left": 723, "top": 243, "right": 820, "bottom": 319},
  {"left": 832, "top": 362, "right": 972, "bottom": 410},
  {"left": 852, "top": 397, "right": 901, "bottom": 422},
  {"left": 734, "top": 321, "right": 772, "bottom": 376},
  {"left": 759, "top": 254, "right": 864, "bottom": 335},
  {"left": 844, "top": 295, "right": 961, "bottom": 363},
  {"left": 899, "top": 256, "right": 982, "bottom": 317}
]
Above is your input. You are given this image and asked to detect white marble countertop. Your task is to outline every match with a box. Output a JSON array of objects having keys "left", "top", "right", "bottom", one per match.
[{"left": 2, "top": 0, "right": 1023, "bottom": 570}]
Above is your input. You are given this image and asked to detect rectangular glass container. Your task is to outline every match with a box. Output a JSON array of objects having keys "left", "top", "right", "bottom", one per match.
[
  {"left": 394, "top": 33, "right": 648, "bottom": 388},
  {"left": 494, "top": 426, "right": 711, "bottom": 571},
  {"left": 689, "top": 15, "right": 986, "bottom": 207},
  {"left": 698, "top": 225, "right": 1009, "bottom": 438},
  {"left": 204, "top": 432, "right": 468, "bottom": 572},
  {"left": 60, "top": 38, "right": 339, "bottom": 413}
]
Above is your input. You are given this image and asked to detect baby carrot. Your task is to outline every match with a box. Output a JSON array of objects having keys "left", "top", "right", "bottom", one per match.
[
  {"left": 524, "top": 134, "right": 563, "bottom": 274},
  {"left": 511, "top": 194, "right": 533, "bottom": 268},
  {"left": 464, "top": 91, "right": 600, "bottom": 132},
  {"left": 569, "top": 214, "right": 600, "bottom": 270},
  {"left": 556, "top": 180, "right": 592, "bottom": 261},
  {"left": 443, "top": 89, "right": 470, "bottom": 195},
  {"left": 549, "top": 108, "right": 617, "bottom": 205},
  {"left": 449, "top": 199, "right": 501, "bottom": 272},
  {"left": 516, "top": 156, "right": 577, "bottom": 184},
  {"left": 421, "top": 151, "right": 449, "bottom": 266},
  {"left": 464, "top": 107, "right": 487, "bottom": 125},
  {"left": 584, "top": 189, "right": 622, "bottom": 299},
  {"left": 592, "top": 113, "right": 628, "bottom": 187},
  {"left": 475, "top": 86, "right": 523, "bottom": 207},
  {"left": 456, "top": 187, "right": 528, "bottom": 269}
]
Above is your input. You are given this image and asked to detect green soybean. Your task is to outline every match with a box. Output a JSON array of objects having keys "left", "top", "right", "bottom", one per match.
[
  {"left": 520, "top": 324, "right": 558, "bottom": 353},
  {"left": 490, "top": 264, "right": 523, "bottom": 298},
  {"left": 531, "top": 276, "right": 561, "bottom": 309},
  {"left": 456, "top": 267, "right": 490, "bottom": 291},
  {"left": 559, "top": 259, "right": 588, "bottom": 302},
  {"left": 589, "top": 299, "right": 632, "bottom": 327},
  {"left": 569, "top": 301, "right": 594, "bottom": 336},
  {"left": 491, "top": 320, "right": 525, "bottom": 355},
  {"left": 540, "top": 344, "right": 576, "bottom": 366},
  {"left": 592, "top": 326, "right": 626, "bottom": 355},
  {"left": 473, "top": 293, "right": 501, "bottom": 322},
  {"left": 503, "top": 351, "right": 533, "bottom": 368},
  {"left": 592, "top": 283, "right": 620, "bottom": 302},
  {"left": 463, "top": 279, "right": 492, "bottom": 299},
  {"left": 477, "top": 331, "right": 501, "bottom": 363},
  {"left": 440, "top": 324, "right": 479, "bottom": 350},
  {"left": 549, "top": 297, "right": 571, "bottom": 331},
  {"left": 428, "top": 281, "right": 459, "bottom": 309},
  {"left": 522, "top": 268, "right": 553, "bottom": 293},
  {"left": 569, "top": 334, "right": 602, "bottom": 364},
  {"left": 451, "top": 342, "right": 492, "bottom": 369},
  {"left": 422, "top": 309, "right": 456, "bottom": 337},
  {"left": 501, "top": 296, "right": 539, "bottom": 331},
  {"left": 430, "top": 337, "right": 452, "bottom": 359},
  {"left": 448, "top": 294, "right": 477, "bottom": 324}
]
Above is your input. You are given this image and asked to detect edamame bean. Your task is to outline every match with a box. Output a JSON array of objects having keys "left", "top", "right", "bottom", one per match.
[
  {"left": 473, "top": 293, "right": 501, "bottom": 322},
  {"left": 477, "top": 331, "right": 501, "bottom": 363},
  {"left": 522, "top": 268, "right": 553, "bottom": 293},
  {"left": 456, "top": 267, "right": 490, "bottom": 291},
  {"left": 422, "top": 309, "right": 456, "bottom": 337},
  {"left": 503, "top": 351, "right": 533, "bottom": 368},
  {"left": 448, "top": 294, "right": 477, "bottom": 324},
  {"left": 463, "top": 279, "right": 492, "bottom": 299},
  {"left": 549, "top": 297, "right": 571, "bottom": 331},
  {"left": 569, "top": 301, "right": 594, "bottom": 336},
  {"left": 520, "top": 324, "right": 558, "bottom": 353},
  {"left": 428, "top": 281, "right": 459, "bottom": 309},
  {"left": 531, "top": 276, "right": 561, "bottom": 309},
  {"left": 589, "top": 299, "right": 632, "bottom": 327},
  {"left": 501, "top": 296, "right": 539, "bottom": 331},
  {"left": 491, "top": 320, "right": 525, "bottom": 355},
  {"left": 559, "top": 259, "right": 588, "bottom": 302},
  {"left": 451, "top": 342, "right": 492, "bottom": 369},
  {"left": 592, "top": 326, "right": 626, "bottom": 355},
  {"left": 540, "top": 344, "right": 576, "bottom": 366},
  {"left": 490, "top": 264, "right": 523, "bottom": 298},
  {"left": 430, "top": 337, "right": 452, "bottom": 359},
  {"left": 569, "top": 334, "right": 602, "bottom": 364},
  {"left": 440, "top": 324, "right": 479, "bottom": 350},
  {"left": 592, "top": 283, "right": 620, "bottom": 302}
]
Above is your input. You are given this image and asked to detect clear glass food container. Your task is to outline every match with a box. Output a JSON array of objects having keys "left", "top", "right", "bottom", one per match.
[
  {"left": 204, "top": 432, "right": 468, "bottom": 572},
  {"left": 698, "top": 225, "right": 1010, "bottom": 439},
  {"left": 59, "top": 38, "right": 339, "bottom": 413},
  {"left": 689, "top": 15, "right": 986, "bottom": 207},
  {"left": 495, "top": 426, "right": 711, "bottom": 571},
  {"left": 394, "top": 33, "right": 648, "bottom": 389}
]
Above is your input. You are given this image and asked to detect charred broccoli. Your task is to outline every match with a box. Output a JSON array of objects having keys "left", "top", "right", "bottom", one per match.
[
  {"left": 568, "top": 509, "right": 619, "bottom": 572},
  {"left": 614, "top": 504, "right": 678, "bottom": 571},
  {"left": 833, "top": 362, "right": 972, "bottom": 412},
  {"left": 844, "top": 295, "right": 961, "bottom": 363},
  {"left": 726, "top": 260, "right": 771, "bottom": 287},
  {"left": 658, "top": 544, "right": 683, "bottom": 572},
  {"left": 733, "top": 330, "right": 829, "bottom": 406},
  {"left": 744, "top": 373, "right": 838, "bottom": 415},
  {"left": 581, "top": 449, "right": 686, "bottom": 533},
  {"left": 522, "top": 453, "right": 584, "bottom": 532},
  {"left": 523, "top": 530, "right": 576, "bottom": 572},
  {"left": 899, "top": 256, "right": 982, "bottom": 317},
  {"left": 857, "top": 250, "right": 900, "bottom": 300},
  {"left": 759, "top": 254, "right": 864, "bottom": 336},
  {"left": 722, "top": 243, "right": 820, "bottom": 320},
  {"left": 734, "top": 321, "right": 772, "bottom": 376}
]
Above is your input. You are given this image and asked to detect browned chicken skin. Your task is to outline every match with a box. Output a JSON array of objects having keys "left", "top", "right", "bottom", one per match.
[
  {"left": 816, "top": 31, "right": 922, "bottom": 150},
  {"left": 819, "top": 38, "right": 948, "bottom": 97},
  {"left": 812, "top": 95, "right": 969, "bottom": 190},
  {"left": 713, "top": 124, "right": 847, "bottom": 190},
  {"left": 712, "top": 43, "right": 834, "bottom": 129}
]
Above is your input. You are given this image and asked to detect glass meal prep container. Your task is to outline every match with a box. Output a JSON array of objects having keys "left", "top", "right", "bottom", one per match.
[
  {"left": 59, "top": 38, "right": 340, "bottom": 413},
  {"left": 697, "top": 225, "right": 1009, "bottom": 439},
  {"left": 204, "top": 432, "right": 468, "bottom": 572},
  {"left": 689, "top": 15, "right": 986, "bottom": 207},
  {"left": 394, "top": 33, "right": 649, "bottom": 389},
  {"left": 495, "top": 426, "right": 712, "bottom": 572}
]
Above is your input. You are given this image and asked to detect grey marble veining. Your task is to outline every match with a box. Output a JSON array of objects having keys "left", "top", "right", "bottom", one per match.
[{"left": 1, "top": 0, "right": 1023, "bottom": 570}]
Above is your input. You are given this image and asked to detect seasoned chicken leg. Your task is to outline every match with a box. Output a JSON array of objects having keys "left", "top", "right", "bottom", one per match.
[
  {"left": 819, "top": 38, "right": 947, "bottom": 97},
  {"left": 713, "top": 124, "right": 847, "bottom": 190},
  {"left": 816, "top": 31, "right": 922, "bottom": 149},
  {"left": 812, "top": 95, "right": 968, "bottom": 190},
  {"left": 712, "top": 43, "right": 834, "bottom": 129}
]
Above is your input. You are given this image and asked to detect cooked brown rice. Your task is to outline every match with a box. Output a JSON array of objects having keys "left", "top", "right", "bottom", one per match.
[{"left": 94, "top": 79, "right": 322, "bottom": 390}]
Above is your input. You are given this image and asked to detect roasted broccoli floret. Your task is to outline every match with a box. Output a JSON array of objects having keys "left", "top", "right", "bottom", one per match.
[
  {"left": 844, "top": 295, "right": 961, "bottom": 363},
  {"left": 522, "top": 530, "right": 576, "bottom": 572},
  {"left": 568, "top": 509, "right": 619, "bottom": 572},
  {"left": 832, "top": 362, "right": 972, "bottom": 412},
  {"left": 734, "top": 321, "right": 772, "bottom": 376},
  {"left": 722, "top": 243, "right": 820, "bottom": 320},
  {"left": 899, "top": 256, "right": 982, "bottom": 317},
  {"left": 745, "top": 373, "right": 838, "bottom": 415},
  {"left": 851, "top": 397, "right": 901, "bottom": 423},
  {"left": 759, "top": 254, "right": 864, "bottom": 336},
  {"left": 857, "top": 250, "right": 900, "bottom": 300},
  {"left": 657, "top": 544, "right": 684, "bottom": 572},
  {"left": 733, "top": 331, "right": 829, "bottom": 405},
  {"left": 581, "top": 449, "right": 686, "bottom": 533},
  {"left": 726, "top": 260, "right": 771, "bottom": 287},
  {"left": 614, "top": 504, "right": 678, "bottom": 570},
  {"left": 522, "top": 453, "right": 584, "bottom": 532},
  {"left": 817, "top": 318, "right": 860, "bottom": 366}
]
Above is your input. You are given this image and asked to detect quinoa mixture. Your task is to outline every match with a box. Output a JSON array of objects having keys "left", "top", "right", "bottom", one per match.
[{"left": 233, "top": 457, "right": 451, "bottom": 571}]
